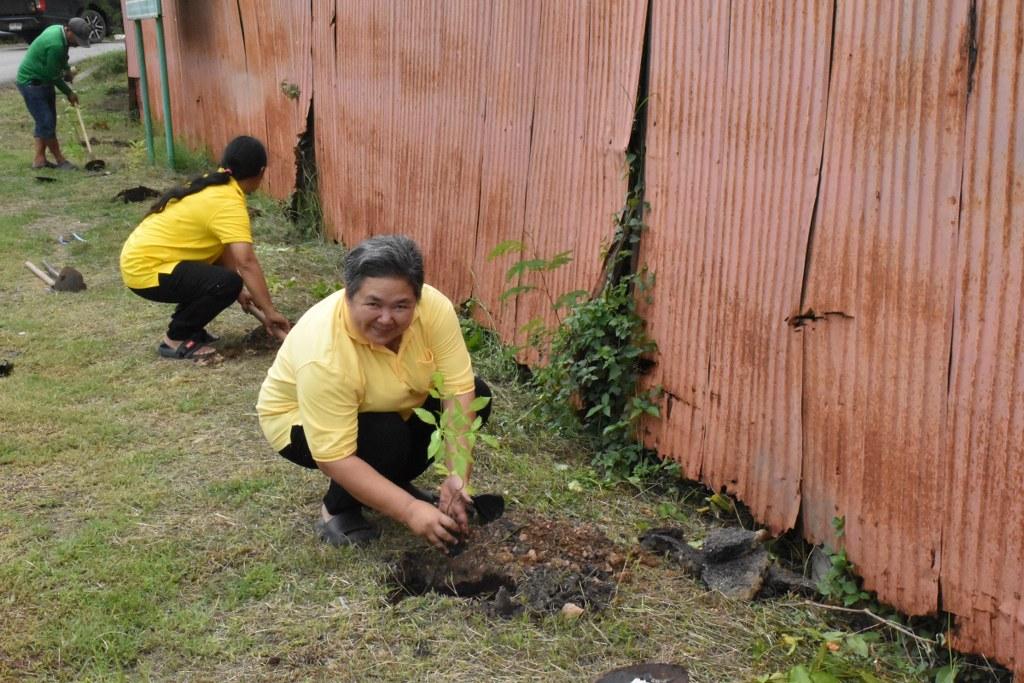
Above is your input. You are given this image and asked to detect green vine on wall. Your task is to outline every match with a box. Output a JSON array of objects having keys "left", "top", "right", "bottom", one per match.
[{"left": 488, "top": 151, "right": 667, "bottom": 480}]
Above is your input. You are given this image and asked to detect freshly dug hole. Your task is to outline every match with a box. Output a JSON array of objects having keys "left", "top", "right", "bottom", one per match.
[{"left": 386, "top": 512, "right": 629, "bottom": 617}]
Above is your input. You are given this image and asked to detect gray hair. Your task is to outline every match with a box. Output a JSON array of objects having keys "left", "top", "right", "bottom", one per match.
[{"left": 343, "top": 235, "right": 425, "bottom": 299}]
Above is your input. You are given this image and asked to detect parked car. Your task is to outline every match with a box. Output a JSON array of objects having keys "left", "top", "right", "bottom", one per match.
[{"left": 0, "top": 0, "right": 122, "bottom": 43}]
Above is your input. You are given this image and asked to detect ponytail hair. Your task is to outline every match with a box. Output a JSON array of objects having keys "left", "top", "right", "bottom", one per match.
[{"left": 146, "top": 135, "right": 268, "bottom": 216}]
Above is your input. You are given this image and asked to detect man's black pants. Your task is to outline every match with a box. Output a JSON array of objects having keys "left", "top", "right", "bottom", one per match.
[
  {"left": 130, "top": 261, "right": 243, "bottom": 341},
  {"left": 279, "top": 376, "right": 492, "bottom": 515}
]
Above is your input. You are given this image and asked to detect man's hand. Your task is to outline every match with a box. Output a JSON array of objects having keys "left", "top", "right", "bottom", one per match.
[
  {"left": 403, "top": 499, "right": 461, "bottom": 552},
  {"left": 63, "top": 68, "right": 76, "bottom": 83},
  {"left": 67, "top": 92, "right": 79, "bottom": 106},
  {"left": 237, "top": 287, "right": 253, "bottom": 309},
  {"left": 263, "top": 308, "right": 291, "bottom": 338},
  {"left": 439, "top": 474, "right": 472, "bottom": 535}
]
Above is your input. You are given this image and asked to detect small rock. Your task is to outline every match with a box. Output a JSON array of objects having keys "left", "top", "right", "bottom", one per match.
[
  {"left": 701, "top": 547, "right": 772, "bottom": 600},
  {"left": 561, "top": 602, "right": 584, "bottom": 618},
  {"left": 702, "top": 527, "right": 769, "bottom": 563}
]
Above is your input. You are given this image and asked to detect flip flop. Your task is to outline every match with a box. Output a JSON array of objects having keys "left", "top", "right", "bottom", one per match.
[
  {"left": 314, "top": 509, "right": 381, "bottom": 547},
  {"left": 157, "top": 337, "right": 217, "bottom": 360},
  {"left": 31, "top": 161, "right": 57, "bottom": 169}
]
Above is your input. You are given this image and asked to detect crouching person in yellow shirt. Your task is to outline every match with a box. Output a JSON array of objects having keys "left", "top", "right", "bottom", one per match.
[
  {"left": 257, "top": 235, "right": 492, "bottom": 552},
  {"left": 120, "top": 135, "right": 291, "bottom": 359}
]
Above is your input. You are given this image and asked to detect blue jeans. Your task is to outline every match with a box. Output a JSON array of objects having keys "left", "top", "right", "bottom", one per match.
[{"left": 17, "top": 82, "right": 58, "bottom": 139}]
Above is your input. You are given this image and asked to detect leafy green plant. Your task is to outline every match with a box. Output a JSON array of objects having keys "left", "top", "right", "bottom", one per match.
[
  {"left": 756, "top": 628, "right": 885, "bottom": 682},
  {"left": 817, "top": 517, "right": 871, "bottom": 607},
  {"left": 413, "top": 372, "right": 497, "bottom": 494},
  {"left": 308, "top": 278, "right": 342, "bottom": 301},
  {"left": 487, "top": 150, "right": 664, "bottom": 480}
]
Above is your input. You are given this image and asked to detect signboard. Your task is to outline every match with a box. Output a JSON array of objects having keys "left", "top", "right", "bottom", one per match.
[{"left": 124, "top": 0, "right": 161, "bottom": 20}]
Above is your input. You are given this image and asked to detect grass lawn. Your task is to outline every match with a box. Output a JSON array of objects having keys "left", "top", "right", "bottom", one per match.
[{"left": 0, "top": 51, "right": 1003, "bottom": 683}]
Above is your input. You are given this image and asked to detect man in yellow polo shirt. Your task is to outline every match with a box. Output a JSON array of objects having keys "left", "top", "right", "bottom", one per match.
[{"left": 257, "top": 235, "right": 492, "bottom": 551}]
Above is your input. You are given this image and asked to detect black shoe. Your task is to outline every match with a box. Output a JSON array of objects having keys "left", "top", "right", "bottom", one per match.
[{"left": 314, "top": 508, "right": 381, "bottom": 547}]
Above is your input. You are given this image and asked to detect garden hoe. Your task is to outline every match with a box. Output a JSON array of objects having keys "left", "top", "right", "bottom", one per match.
[
  {"left": 24, "top": 260, "right": 86, "bottom": 292},
  {"left": 74, "top": 106, "right": 106, "bottom": 172}
]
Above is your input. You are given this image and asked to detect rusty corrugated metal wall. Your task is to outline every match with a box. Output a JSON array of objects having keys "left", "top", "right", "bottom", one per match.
[
  {"left": 642, "top": 0, "right": 1022, "bottom": 673},
  {"left": 943, "top": 0, "right": 1024, "bottom": 667},
  {"left": 123, "top": 0, "right": 1023, "bottom": 674},
  {"left": 311, "top": 0, "right": 645, "bottom": 343},
  {"left": 125, "top": 1, "right": 312, "bottom": 196}
]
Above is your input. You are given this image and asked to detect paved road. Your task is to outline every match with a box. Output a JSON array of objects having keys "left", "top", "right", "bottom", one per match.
[{"left": 0, "top": 39, "right": 125, "bottom": 85}]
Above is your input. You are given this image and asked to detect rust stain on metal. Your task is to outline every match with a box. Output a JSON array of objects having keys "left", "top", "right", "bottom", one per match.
[
  {"left": 641, "top": 0, "right": 831, "bottom": 534},
  {"left": 800, "top": 0, "right": 969, "bottom": 616},
  {"left": 125, "top": 1, "right": 312, "bottom": 197},
  {"left": 943, "top": 0, "right": 1024, "bottom": 672},
  {"left": 311, "top": 0, "right": 644, "bottom": 340}
]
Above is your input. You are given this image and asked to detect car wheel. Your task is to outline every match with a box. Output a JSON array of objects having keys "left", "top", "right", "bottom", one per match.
[{"left": 81, "top": 8, "right": 107, "bottom": 43}]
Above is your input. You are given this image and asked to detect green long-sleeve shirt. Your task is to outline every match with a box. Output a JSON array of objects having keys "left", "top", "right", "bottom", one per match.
[{"left": 16, "top": 25, "right": 73, "bottom": 97}]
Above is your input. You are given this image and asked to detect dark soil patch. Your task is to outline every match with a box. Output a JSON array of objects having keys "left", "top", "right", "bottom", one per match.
[
  {"left": 113, "top": 186, "right": 159, "bottom": 203},
  {"left": 387, "top": 511, "right": 630, "bottom": 618},
  {"left": 217, "top": 325, "right": 283, "bottom": 359}
]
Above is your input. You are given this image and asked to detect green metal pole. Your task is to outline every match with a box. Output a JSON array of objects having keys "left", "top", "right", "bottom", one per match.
[
  {"left": 132, "top": 20, "right": 155, "bottom": 163},
  {"left": 154, "top": 15, "right": 174, "bottom": 169}
]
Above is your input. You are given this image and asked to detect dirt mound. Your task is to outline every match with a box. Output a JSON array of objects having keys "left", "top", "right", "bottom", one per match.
[
  {"left": 387, "top": 511, "right": 629, "bottom": 617},
  {"left": 217, "top": 325, "right": 283, "bottom": 358}
]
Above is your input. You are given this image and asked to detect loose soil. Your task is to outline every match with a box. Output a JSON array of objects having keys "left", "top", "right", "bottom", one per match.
[
  {"left": 217, "top": 324, "right": 283, "bottom": 359},
  {"left": 387, "top": 510, "right": 634, "bottom": 618}
]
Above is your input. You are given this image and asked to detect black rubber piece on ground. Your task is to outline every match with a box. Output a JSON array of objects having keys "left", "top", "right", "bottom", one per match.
[
  {"left": 114, "top": 185, "right": 160, "bottom": 203},
  {"left": 471, "top": 494, "right": 505, "bottom": 524}
]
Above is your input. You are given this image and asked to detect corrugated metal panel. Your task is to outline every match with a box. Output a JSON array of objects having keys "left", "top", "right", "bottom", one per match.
[
  {"left": 507, "top": 1, "right": 646, "bottom": 352},
  {"left": 943, "top": 0, "right": 1024, "bottom": 672},
  {"left": 801, "top": 0, "right": 968, "bottom": 614},
  {"left": 314, "top": 1, "right": 490, "bottom": 304},
  {"left": 641, "top": 0, "right": 830, "bottom": 534},
  {"left": 314, "top": 1, "right": 644, "bottom": 333},
  {"left": 468, "top": 2, "right": 542, "bottom": 343},
  {"left": 123, "top": 0, "right": 311, "bottom": 198},
  {"left": 641, "top": 0, "right": 731, "bottom": 481}
]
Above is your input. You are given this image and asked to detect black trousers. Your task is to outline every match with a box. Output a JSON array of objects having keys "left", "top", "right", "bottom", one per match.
[
  {"left": 130, "top": 261, "right": 243, "bottom": 341},
  {"left": 279, "top": 376, "right": 492, "bottom": 515}
]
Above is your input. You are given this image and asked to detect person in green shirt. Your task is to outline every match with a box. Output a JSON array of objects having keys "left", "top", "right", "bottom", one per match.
[{"left": 15, "top": 18, "right": 92, "bottom": 170}]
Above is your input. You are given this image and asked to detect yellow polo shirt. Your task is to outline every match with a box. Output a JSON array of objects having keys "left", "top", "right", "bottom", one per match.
[
  {"left": 256, "top": 285, "right": 475, "bottom": 462},
  {"left": 119, "top": 177, "right": 253, "bottom": 289}
]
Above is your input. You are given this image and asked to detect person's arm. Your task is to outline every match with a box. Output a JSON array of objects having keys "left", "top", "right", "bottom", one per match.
[
  {"left": 220, "top": 241, "right": 291, "bottom": 336},
  {"left": 42, "top": 42, "right": 74, "bottom": 98},
  {"left": 315, "top": 456, "right": 461, "bottom": 552}
]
